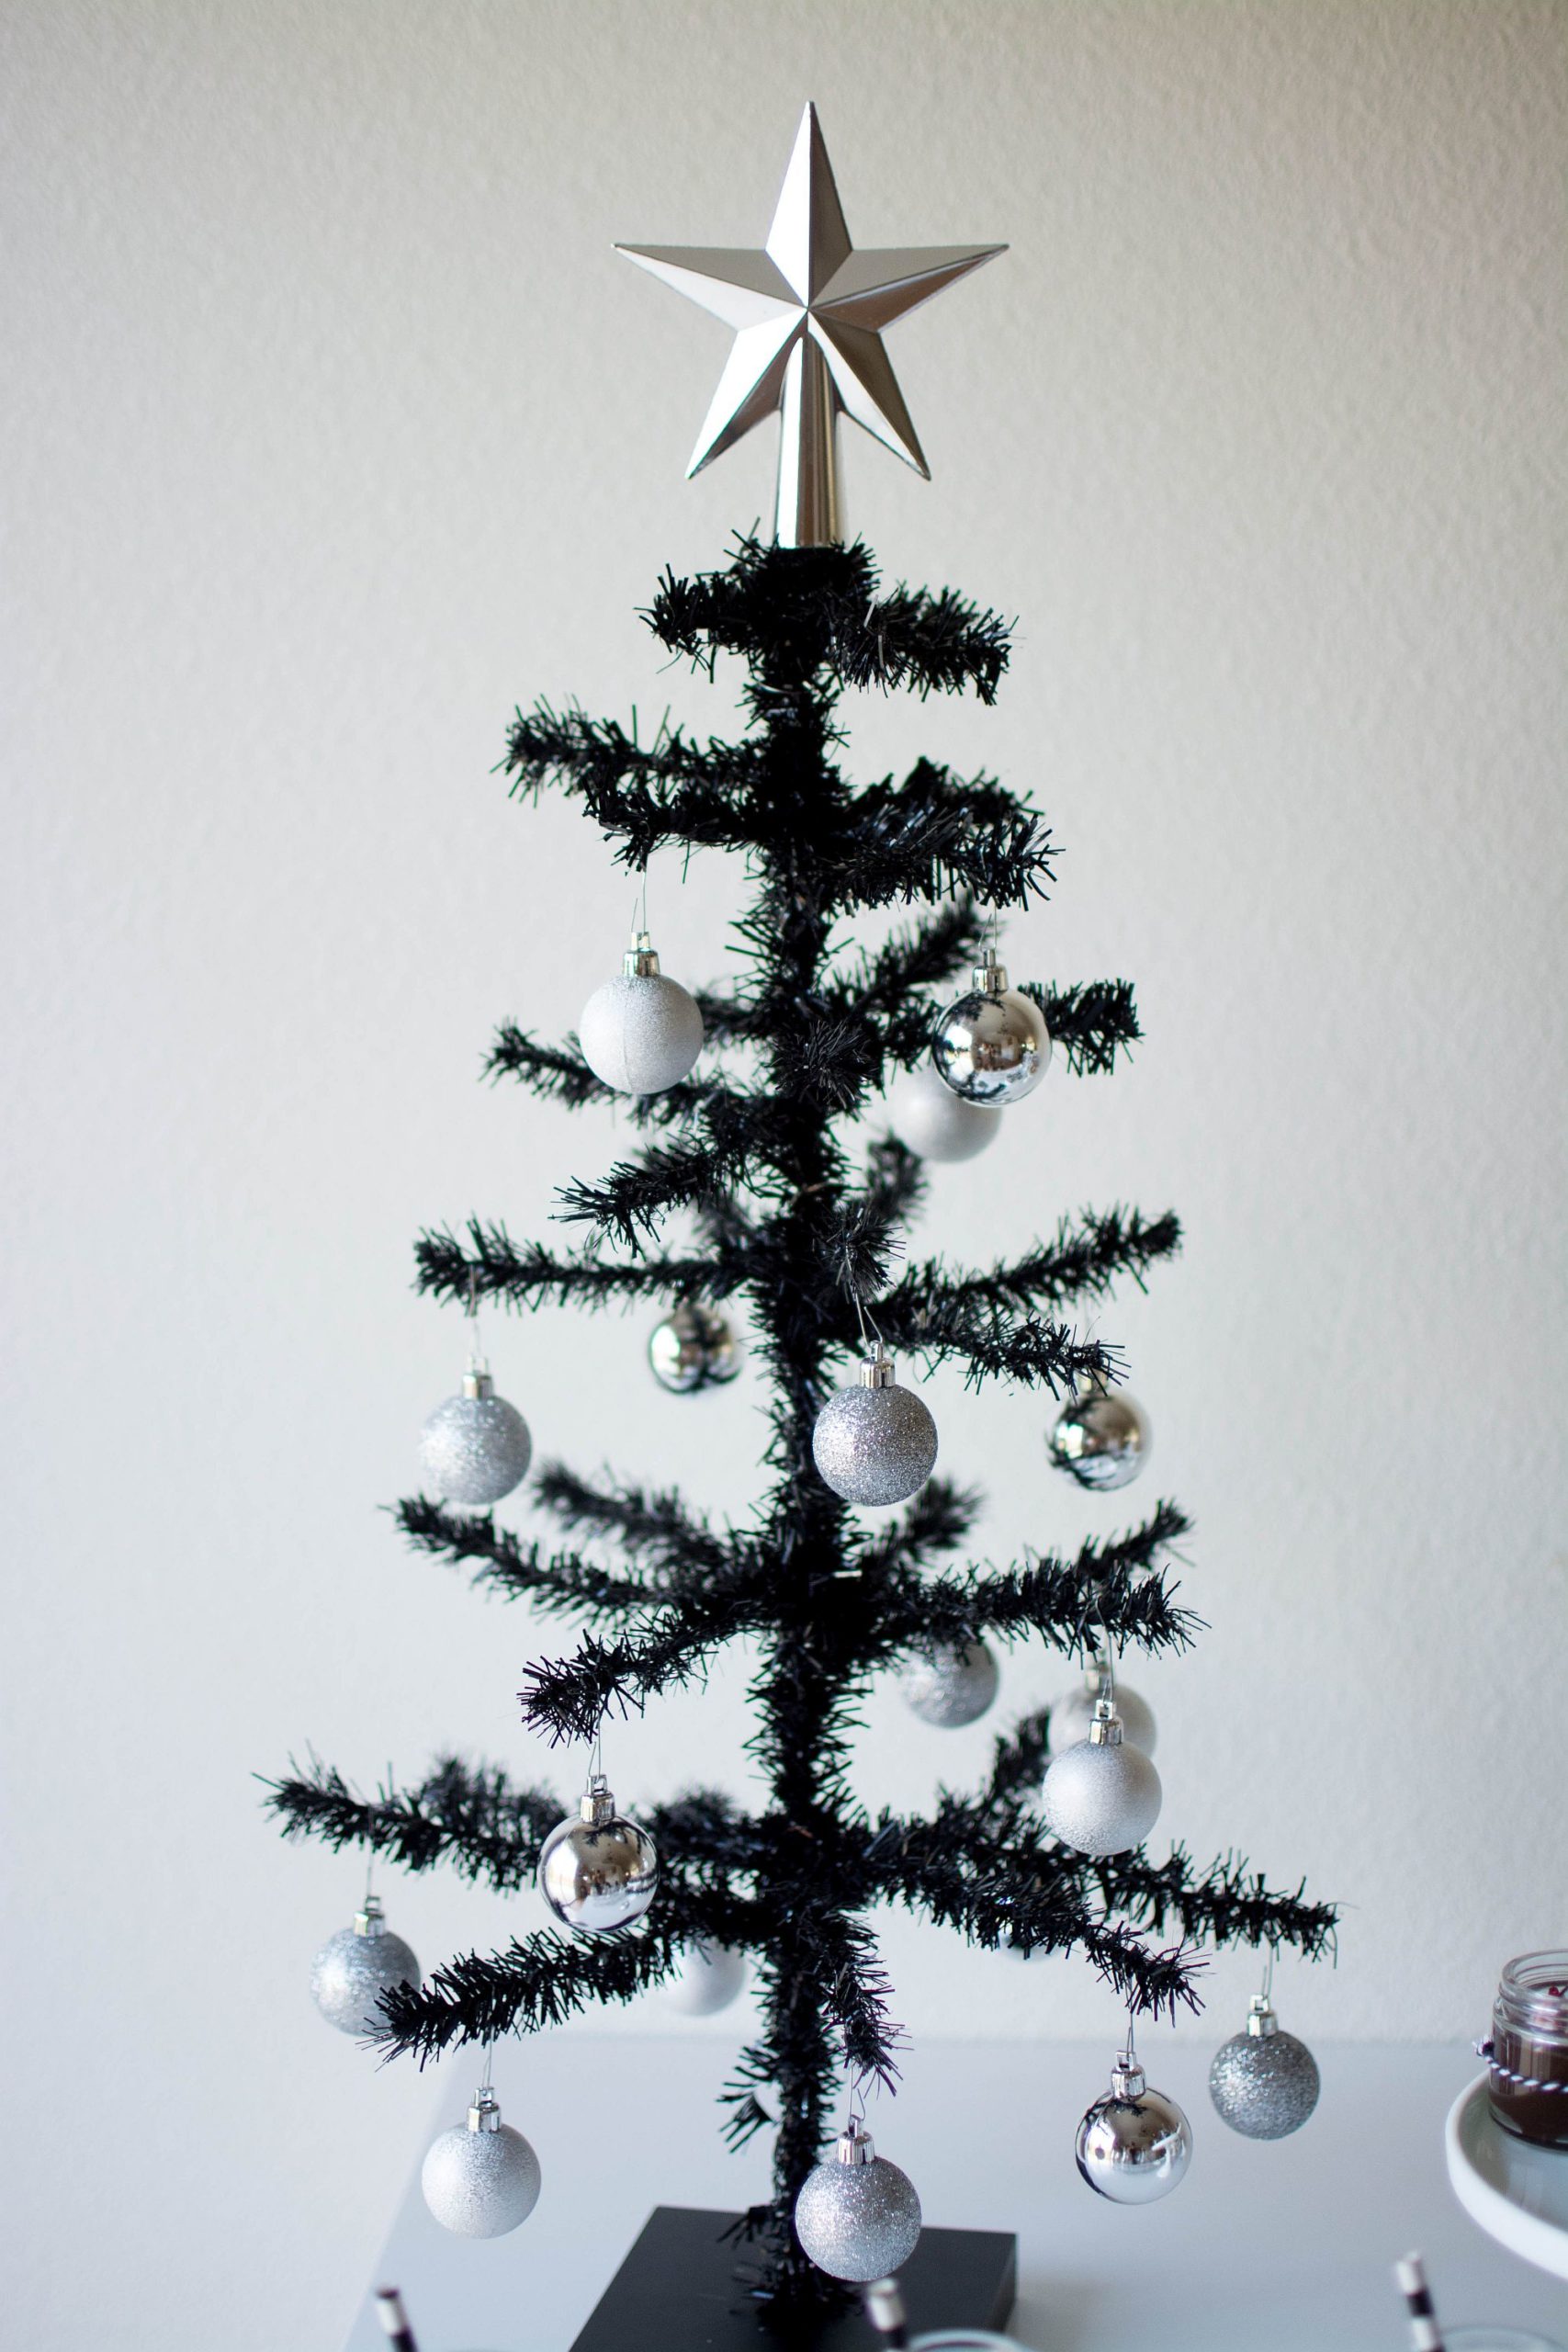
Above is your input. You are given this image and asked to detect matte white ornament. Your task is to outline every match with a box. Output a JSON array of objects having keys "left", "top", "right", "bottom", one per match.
[
  {"left": 419, "top": 1361, "right": 532, "bottom": 1506},
  {"left": 579, "top": 931, "right": 704, "bottom": 1096},
  {"left": 931, "top": 959, "right": 1050, "bottom": 1106},
  {"left": 1039, "top": 1700, "right": 1162, "bottom": 1856},
  {"left": 422, "top": 2085, "right": 541, "bottom": 2237},
  {"left": 812, "top": 1352, "right": 938, "bottom": 1508},
  {"left": 899, "top": 1639, "right": 999, "bottom": 1727},
  {"left": 1047, "top": 1667, "right": 1157, "bottom": 1758},
  {"left": 537, "top": 1775, "right": 659, "bottom": 1934},
  {"left": 793, "top": 2120, "right": 922, "bottom": 2282},
  {"left": 659, "top": 1939, "right": 748, "bottom": 2017},
  {"left": 310, "top": 1895, "right": 419, "bottom": 2036},
  {"left": 888, "top": 1064, "right": 1002, "bottom": 1164}
]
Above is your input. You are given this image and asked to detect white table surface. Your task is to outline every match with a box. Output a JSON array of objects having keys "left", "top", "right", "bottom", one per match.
[{"left": 343, "top": 2037, "right": 1568, "bottom": 2351}]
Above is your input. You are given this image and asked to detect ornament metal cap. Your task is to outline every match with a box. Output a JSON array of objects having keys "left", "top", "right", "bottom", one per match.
[
  {"left": 973, "top": 958, "right": 1010, "bottom": 996},
  {"left": 860, "top": 1351, "right": 897, "bottom": 1390},
  {"left": 1246, "top": 1993, "right": 1280, "bottom": 2040},
  {"left": 354, "top": 1894, "right": 387, "bottom": 1938},
  {"left": 835, "top": 2120, "right": 876, "bottom": 2166},
  {"left": 1109, "top": 2048, "right": 1146, "bottom": 2100},
  {"left": 468, "top": 2087, "right": 502, "bottom": 2133},
  {"left": 579, "top": 1773, "right": 618, "bottom": 1826},
  {"left": 623, "top": 930, "right": 662, "bottom": 978},
  {"left": 461, "top": 1362, "right": 494, "bottom": 1400},
  {"left": 1088, "top": 1698, "right": 1124, "bottom": 1748}
]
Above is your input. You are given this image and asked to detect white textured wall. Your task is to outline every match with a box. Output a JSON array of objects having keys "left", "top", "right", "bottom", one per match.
[{"left": 4, "top": 4, "right": 1564, "bottom": 2345}]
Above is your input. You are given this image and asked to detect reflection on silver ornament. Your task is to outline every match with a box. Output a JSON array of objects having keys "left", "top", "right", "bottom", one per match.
[
  {"left": 793, "top": 2120, "right": 922, "bottom": 2281},
  {"left": 310, "top": 1895, "right": 419, "bottom": 2036},
  {"left": 812, "top": 1351, "right": 938, "bottom": 1508},
  {"left": 578, "top": 931, "right": 704, "bottom": 1097},
  {"left": 659, "top": 1939, "right": 748, "bottom": 2016},
  {"left": 931, "top": 960, "right": 1050, "bottom": 1107},
  {"left": 1048, "top": 1377, "right": 1149, "bottom": 1491},
  {"left": 421, "top": 2084, "right": 541, "bottom": 2237},
  {"left": 537, "top": 1775, "right": 659, "bottom": 1934},
  {"left": 889, "top": 1063, "right": 1003, "bottom": 1163},
  {"left": 1077, "top": 2044, "right": 1192, "bottom": 2203},
  {"left": 420, "top": 1362, "right": 532, "bottom": 1506},
  {"left": 1047, "top": 1663, "right": 1157, "bottom": 1758},
  {"left": 900, "top": 1639, "right": 999, "bottom": 1727},
  {"left": 1039, "top": 1700, "right": 1161, "bottom": 1856},
  {"left": 648, "top": 1303, "right": 742, "bottom": 1393},
  {"left": 1209, "top": 1995, "right": 1321, "bottom": 2139}
]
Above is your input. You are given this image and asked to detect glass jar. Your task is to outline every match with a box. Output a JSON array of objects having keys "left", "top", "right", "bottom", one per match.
[{"left": 1483, "top": 1951, "right": 1568, "bottom": 2148}]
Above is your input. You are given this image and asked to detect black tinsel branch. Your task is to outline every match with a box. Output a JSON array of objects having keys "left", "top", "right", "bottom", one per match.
[
  {"left": 1089, "top": 1849, "right": 1340, "bottom": 1962},
  {"left": 500, "top": 704, "right": 764, "bottom": 865},
  {"left": 1025, "top": 979, "right": 1144, "bottom": 1077},
  {"left": 875, "top": 1295, "right": 1115, "bottom": 1395},
  {"left": 377, "top": 1923, "right": 685, "bottom": 2060},
  {"left": 263, "top": 1756, "right": 561, "bottom": 1891},
  {"left": 393, "top": 1496, "right": 658, "bottom": 1617},
  {"left": 983, "top": 1707, "right": 1055, "bottom": 1814},
  {"left": 483, "top": 1023, "right": 723, "bottom": 1130},
  {"left": 414, "top": 1219, "right": 738, "bottom": 1311},
  {"left": 888, "top": 1505, "right": 1199, "bottom": 1658},
  {"left": 530, "top": 1463, "right": 734, "bottom": 1579},
  {"left": 835, "top": 900, "right": 990, "bottom": 1016},
  {"left": 852, "top": 1478, "right": 982, "bottom": 1577},
  {"left": 554, "top": 1119, "right": 777, "bottom": 1250},
  {"left": 885, "top": 1208, "right": 1182, "bottom": 1330},
  {"left": 828, "top": 761, "right": 1055, "bottom": 913},
  {"left": 519, "top": 1601, "right": 749, "bottom": 1746}
]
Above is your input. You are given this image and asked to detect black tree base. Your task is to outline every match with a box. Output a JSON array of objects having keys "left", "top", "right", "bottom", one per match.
[{"left": 569, "top": 2206, "right": 1018, "bottom": 2351}]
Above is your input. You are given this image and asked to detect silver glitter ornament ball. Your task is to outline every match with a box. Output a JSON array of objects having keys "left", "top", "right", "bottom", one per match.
[
  {"left": 421, "top": 2086, "right": 541, "bottom": 2238},
  {"left": 579, "top": 932, "right": 704, "bottom": 1097},
  {"left": 310, "top": 1896, "right": 419, "bottom": 2036},
  {"left": 1040, "top": 1702, "right": 1162, "bottom": 1856},
  {"left": 889, "top": 1064, "right": 1003, "bottom": 1164},
  {"left": 1048, "top": 1380, "right": 1149, "bottom": 1492},
  {"left": 659, "top": 1939, "right": 748, "bottom": 2017},
  {"left": 1209, "top": 1996, "right": 1321, "bottom": 2139},
  {"left": 812, "top": 1353, "right": 938, "bottom": 1509},
  {"left": 899, "top": 1639, "right": 999, "bottom": 1728},
  {"left": 1047, "top": 1669, "right": 1157, "bottom": 1758},
  {"left": 794, "top": 2122, "right": 922, "bottom": 2282},
  {"left": 1077, "top": 2049, "right": 1192, "bottom": 2204},
  {"left": 931, "top": 960, "right": 1050, "bottom": 1107},
  {"left": 648, "top": 1303, "right": 742, "bottom": 1394},
  {"left": 537, "top": 1777, "right": 659, "bottom": 1934},
  {"left": 419, "top": 1365, "right": 532, "bottom": 1507}
]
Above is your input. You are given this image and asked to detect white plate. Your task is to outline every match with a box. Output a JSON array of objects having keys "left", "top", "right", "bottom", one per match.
[{"left": 1447, "top": 2074, "right": 1568, "bottom": 2280}]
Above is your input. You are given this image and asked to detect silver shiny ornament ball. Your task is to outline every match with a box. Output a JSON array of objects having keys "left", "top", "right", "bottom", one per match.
[
  {"left": 889, "top": 1064, "right": 1003, "bottom": 1164},
  {"left": 812, "top": 1354, "right": 938, "bottom": 1509},
  {"left": 794, "top": 2123, "right": 921, "bottom": 2283},
  {"left": 537, "top": 1778, "right": 659, "bottom": 1934},
  {"left": 421, "top": 2087, "right": 541, "bottom": 2238},
  {"left": 1077, "top": 2050, "right": 1192, "bottom": 2204},
  {"left": 310, "top": 1897, "right": 419, "bottom": 2036},
  {"left": 578, "top": 932, "right": 704, "bottom": 1097},
  {"left": 649, "top": 1303, "right": 741, "bottom": 1394},
  {"left": 900, "top": 1640, "right": 999, "bottom": 1728},
  {"left": 659, "top": 1939, "right": 748, "bottom": 2017},
  {"left": 1047, "top": 1672, "right": 1157, "bottom": 1758},
  {"left": 1040, "top": 1702, "right": 1162, "bottom": 1856},
  {"left": 419, "top": 1367, "right": 532, "bottom": 1507},
  {"left": 931, "top": 960, "right": 1050, "bottom": 1107},
  {"left": 1048, "top": 1383, "right": 1150, "bottom": 1492},
  {"left": 1209, "top": 1996, "right": 1321, "bottom": 2139}
]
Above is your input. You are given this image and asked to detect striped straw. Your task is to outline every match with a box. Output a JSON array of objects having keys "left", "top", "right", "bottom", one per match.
[
  {"left": 375, "top": 2287, "right": 419, "bottom": 2352},
  {"left": 1393, "top": 2253, "right": 1445, "bottom": 2352},
  {"left": 863, "top": 2278, "right": 910, "bottom": 2347}
]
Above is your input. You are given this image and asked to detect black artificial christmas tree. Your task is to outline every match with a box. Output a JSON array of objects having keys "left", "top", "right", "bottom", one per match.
[{"left": 266, "top": 105, "right": 1335, "bottom": 2338}]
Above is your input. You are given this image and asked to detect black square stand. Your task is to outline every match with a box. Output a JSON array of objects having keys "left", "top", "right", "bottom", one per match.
[{"left": 569, "top": 2206, "right": 1017, "bottom": 2350}]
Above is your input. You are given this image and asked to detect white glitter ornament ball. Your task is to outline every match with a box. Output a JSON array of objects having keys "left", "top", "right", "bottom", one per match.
[
  {"left": 931, "top": 960, "right": 1050, "bottom": 1107},
  {"left": 310, "top": 1896, "right": 419, "bottom": 2036},
  {"left": 812, "top": 1353, "right": 937, "bottom": 1509},
  {"left": 419, "top": 1365, "right": 532, "bottom": 1506},
  {"left": 421, "top": 2086, "right": 541, "bottom": 2237},
  {"left": 659, "top": 1939, "right": 748, "bottom": 2017},
  {"left": 1040, "top": 1702, "right": 1162, "bottom": 1856},
  {"left": 1047, "top": 1670, "right": 1157, "bottom": 1758},
  {"left": 794, "top": 2123, "right": 922, "bottom": 2282},
  {"left": 889, "top": 1064, "right": 1003, "bottom": 1164},
  {"left": 648, "top": 1303, "right": 741, "bottom": 1393},
  {"left": 578, "top": 931, "right": 704, "bottom": 1096},
  {"left": 899, "top": 1640, "right": 999, "bottom": 1727},
  {"left": 537, "top": 1777, "right": 659, "bottom": 1934},
  {"left": 1209, "top": 1996, "right": 1321, "bottom": 2139},
  {"left": 1048, "top": 1381, "right": 1149, "bottom": 1491},
  {"left": 1077, "top": 2049, "right": 1192, "bottom": 2204}
]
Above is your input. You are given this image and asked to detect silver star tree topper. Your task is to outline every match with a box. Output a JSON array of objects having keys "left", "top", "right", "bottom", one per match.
[{"left": 618, "top": 105, "right": 1004, "bottom": 548}]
